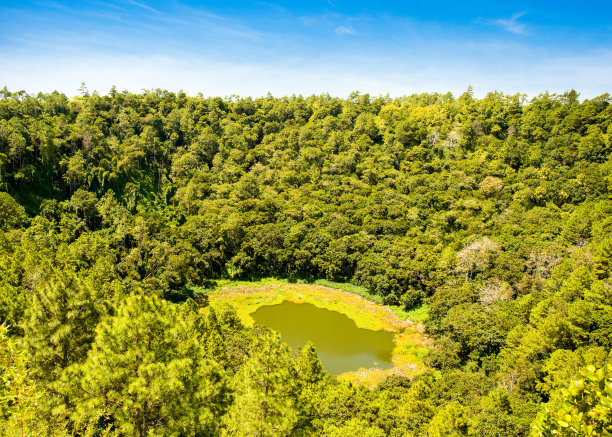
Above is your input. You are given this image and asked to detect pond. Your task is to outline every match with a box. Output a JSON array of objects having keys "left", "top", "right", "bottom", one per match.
[{"left": 251, "top": 300, "right": 395, "bottom": 375}]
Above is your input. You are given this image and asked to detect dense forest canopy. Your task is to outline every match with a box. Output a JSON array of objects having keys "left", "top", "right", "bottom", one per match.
[{"left": 0, "top": 86, "right": 611, "bottom": 436}]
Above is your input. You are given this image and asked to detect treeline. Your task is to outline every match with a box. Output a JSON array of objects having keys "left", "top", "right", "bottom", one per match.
[{"left": 0, "top": 87, "right": 611, "bottom": 435}]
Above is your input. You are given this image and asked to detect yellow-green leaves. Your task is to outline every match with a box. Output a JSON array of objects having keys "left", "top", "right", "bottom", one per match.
[{"left": 533, "top": 363, "right": 612, "bottom": 436}]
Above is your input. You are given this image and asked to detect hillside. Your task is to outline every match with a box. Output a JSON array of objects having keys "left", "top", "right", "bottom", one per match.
[{"left": 0, "top": 88, "right": 611, "bottom": 435}]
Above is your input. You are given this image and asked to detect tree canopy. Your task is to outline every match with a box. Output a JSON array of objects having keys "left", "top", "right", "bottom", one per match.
[{"left": 0, "top": 87, "right": 610, "bottom": 435}]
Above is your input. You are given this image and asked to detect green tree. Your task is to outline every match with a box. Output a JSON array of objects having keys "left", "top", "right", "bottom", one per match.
[
  {"left": 427, "top": 401, "right": 475, "bottom": 436},
  {"left": 533, "top": 363, "right": 612, "bottom": 436},
  {"left": 63, "top": 151, "right": 87, "bottom": 192},
  {"left": 322, "top": 418, "right": 385, "bottom": 437},
  {"left": 0, "top": 325, "right": 40, "bottom": 436},
  {"left": 22, "top": 270, "right": 104, "bottom": 390},
  {"left": 223, "top": 331, "right": 308, "bottom": 436},
  {"left": 69, "top": 294, "right": 229, "bottom": 437},
  {"left": 0, "top": 192, "right": 27, "bottom": 230},
  {"left": 296, "top": 341, "right": 325, "bottom": 385},
  {"left": 398, "top": 378, "right": 436, "bottom": 435},
  {"left": 593, "top": 238, "right": 612, "bottom": 280}
]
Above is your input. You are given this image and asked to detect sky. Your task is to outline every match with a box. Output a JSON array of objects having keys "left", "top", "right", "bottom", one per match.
[{"left": 1, "top": 0, "right": 611, "bottom": 98}]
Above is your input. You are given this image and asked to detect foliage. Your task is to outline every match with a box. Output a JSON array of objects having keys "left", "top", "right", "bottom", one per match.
[
  {"left": 533, "top": 363, "right": 612, "bottom": 436},
  {"left": 68, "top": 294, "right": 230, "bottom": 436},
  {"left": 0, "top": 88, "right": 611, "bottom": 435},
  {"left": 0, "top": 325, "right": 40, "bottom": 436}
]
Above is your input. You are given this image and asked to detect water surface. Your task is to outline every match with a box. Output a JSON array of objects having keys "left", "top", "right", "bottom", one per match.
[{"left": 251, "top": 300, "right": 395, "bottom": 374}]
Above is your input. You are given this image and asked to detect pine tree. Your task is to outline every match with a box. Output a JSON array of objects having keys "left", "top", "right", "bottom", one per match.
[
  {"left": 427, "top": 401, "right": 475, "bottom": 436},
  {"left": 22, "top": 270, "right": 104, "bottom": 388},
  {"left": 0, "top": 325, "right": 40, "bottom": 436},
  {"left": 593, "top": 238, "right": 612, "bottom": 280},
  {"left": 223, "top": 331, "right": 307, "bottom": 436},
  {"left": 295, "top": 341, "right": 326, "bottom": 433},
  {"left": 296, "top": 341, "right": 325, "bottom": 385},
  {"left": 69, "top": 294, "right": 229, "bottom": 437}
]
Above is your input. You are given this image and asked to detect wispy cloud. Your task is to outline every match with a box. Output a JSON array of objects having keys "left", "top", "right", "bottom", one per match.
[
  {"left": 334, "top": 25, "right": 356, "bottom": 36},
  {"left": 3, "top": 44, "right": 611, "bottom": 99},
  {"left": 298, "top": 13, "right": 340, "bottom": 27},
  {"left": 492, "top": 12, "right": 527, "bottom": 35},
  {"left": 126, "top": 0, "right": 160, "bottom": 15},
  {"left": 3, "top": 2, "right": 610, "bottom": 100},
  {"left": 298, "top": 12, "right": 359, "bottom": 37},
  {"left": 88, "top": 1, "right": 126, "bottom": 12}
]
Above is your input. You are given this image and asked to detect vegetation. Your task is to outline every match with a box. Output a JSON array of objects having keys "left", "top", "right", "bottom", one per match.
[
  {"left": 207, "top": 281, "right": 429, "bottom": 387},
  {"left": 0, "top": 86, "right": 611, "bottom": 435}
]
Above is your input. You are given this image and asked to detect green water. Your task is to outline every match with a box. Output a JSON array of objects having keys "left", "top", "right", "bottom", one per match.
[{"left": 251, "top": 301, "right": 395, "bottom": 375}]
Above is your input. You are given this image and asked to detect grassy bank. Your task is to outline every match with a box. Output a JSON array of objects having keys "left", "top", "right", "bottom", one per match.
[
  {"left": 207, "top": 279, "right": 431, "bottom": 387},
  {"left": 309, "top": 279, "right": 429, "bottom": 324},
  {"left": 203, "top": 278, "right": 430, "bottom": 323}
]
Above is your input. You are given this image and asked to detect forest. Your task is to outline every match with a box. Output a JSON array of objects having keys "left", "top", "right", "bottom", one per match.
[{"left": 0, "top": 86, "right": 611, "bottom": 436}]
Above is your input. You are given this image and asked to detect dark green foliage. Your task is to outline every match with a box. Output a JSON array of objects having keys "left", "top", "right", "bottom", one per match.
[
  {"left": 0, "top": 192, "right": 27, "bottom": 230},
  {"left": 68, "top": 294, "right": 229, "bottom": 436},
  {"left": 0, "top": 88, "right": 611, "bottom": 435},
  {"left": 22, "top": 270, "right": 105, "bottom": 386},
  {"left": 223, "top": 331, "right": 310, "bottom": 436}
]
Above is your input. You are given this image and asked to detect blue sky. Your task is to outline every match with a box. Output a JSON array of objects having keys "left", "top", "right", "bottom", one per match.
[{"left": 1, "top": 0, "right": 611, "bottom": 98}]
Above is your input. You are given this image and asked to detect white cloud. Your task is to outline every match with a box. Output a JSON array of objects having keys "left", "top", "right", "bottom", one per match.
[
  {"left": 1, "top": 46, "right": 610, "bottom": 100},
  {"left": 493, "top": 12, "right": 527, "bottom": 35},
  {"left": 126, "top": 0, "right": 161, "bottom": 15},
  {"left": 334, "top": 25, "right": 356, "bottom": 36}
]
